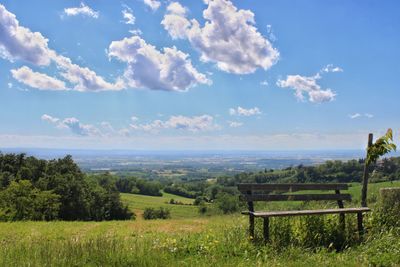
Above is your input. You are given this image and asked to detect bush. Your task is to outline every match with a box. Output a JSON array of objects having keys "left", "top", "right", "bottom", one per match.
[
  {"left": 215, "top": 192, "right": 239, "bottom": 214},
  {"left": 198, "top": 203, "right": 207, "bottom": 215},
  {"left": 372, "top": 188, "right": 400, "bottom": 229},
  {"left": 142, "top": 207, "right": 171, "bottom": 220}
]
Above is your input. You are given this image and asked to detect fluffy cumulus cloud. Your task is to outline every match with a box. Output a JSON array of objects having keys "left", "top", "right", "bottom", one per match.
[
  {"left": 108, "top": 35, "right": 210, "bottom": 91},
  {"left": 0, "top": 4, "right": 120, "bottom": 92},
  {"left": 11, "top": 66, "right": 67, "bottom": 90},
  {"left": 162, "top": 0, "right": 279, "bottom": 74},
  {"left": 130, "top": 115, "right": 218, "bottom": 132},
  {"left": 41, "top": 114, "right": 100, "bottom": 136},
  {"left": 122, "top": 6, "right": 135, "bottom": 25},
  {"left": 52, "top": 54, "right": 123, "bottom": 92},
  {"left": 229, "top": 106, "right": 261, "bottom": 116},
  {"left": 63, "top": 3, "right": 99, "bottom": 18},
  {"left": 0, "top": 4, "right": 52, "bottom": 65},
  {"left": 143, "top": 0, "right": 161, "bottom": 11},
  {"left": 277, "top": 65, "right": 343, "bottom": 103}
]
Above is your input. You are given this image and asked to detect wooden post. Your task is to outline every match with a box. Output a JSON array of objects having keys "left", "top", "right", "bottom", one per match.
[
  {"left": 357, "top": 212, "right": 364, "bottom": 240},
  {"left": 361, "top": 133, "right": 373, "bottom": 207},
  {"left": 247, "top": 190, "right": 255, "bottom": 239},
  {"left": 263, "top": 217, "right": 269, "bottom": 242},
  {"left": 335, "top": 190, "right": 345, "bottom": 232}
]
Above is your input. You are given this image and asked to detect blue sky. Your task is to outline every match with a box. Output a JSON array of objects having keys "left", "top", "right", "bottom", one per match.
[{"left": 0, "top": 0, "right": 399, "bottom": 150}]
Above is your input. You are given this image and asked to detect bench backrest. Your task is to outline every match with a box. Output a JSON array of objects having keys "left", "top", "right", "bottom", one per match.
[{"left": 238, "top": 183, "right": 351, "bottom": 204}]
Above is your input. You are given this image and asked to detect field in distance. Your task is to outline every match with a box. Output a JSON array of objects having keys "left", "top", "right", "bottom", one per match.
[{"left": 121, "top": 191, "right": 200, "bottom": 219}]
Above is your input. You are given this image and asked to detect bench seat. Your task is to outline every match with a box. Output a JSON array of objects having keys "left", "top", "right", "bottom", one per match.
[{"left": 242, "top": 207, "right": 370, "bottom": 218}]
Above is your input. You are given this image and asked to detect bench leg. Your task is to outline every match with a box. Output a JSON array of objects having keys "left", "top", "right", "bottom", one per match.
[
  {"left": 357, "top": 212, "right": 364, "bottom": 240},
  {"left": 339, "top": 213, "right": 345, "bottom": 232},
  {"left": 263, "top": 217, "right": 269, "bottom": 242},
  {"left": 249, "top": 215, "right": 255, "bottom": 240}
]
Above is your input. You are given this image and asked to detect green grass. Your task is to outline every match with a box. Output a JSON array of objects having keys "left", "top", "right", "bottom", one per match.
[
  {"left": 1, "top": 215, "right": 400, "bottom": 266},
  {"left": 1, "top": 181, "right": 399, "bottom": 266},
  {"left": 121, "top": 191, "right": 200, "bottom": 219}
]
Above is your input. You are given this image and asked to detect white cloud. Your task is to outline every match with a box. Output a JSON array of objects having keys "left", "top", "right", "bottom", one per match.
[
  {"left": 64, "top": 3, "right": 99, "bottom": 18},
  {"left": 322, "top": 64, "right": 343, "bottom": 73},
  {"left": 349, "top": 113, "right": 374, "bottom": 119},
  {"left": 260, "top": 80, "right": 268, "bottom": 86},
  {"left": 1, "top": 4, "right": 121, "bottom": 92},
  {"left": 143, "top": 0, "right": 161, "bottom": 11},
  {"left": 108, "top": 35, "right": 210, "bottom": 91},
  {"left": 122, "top": 6, "right": 135, "bottom": 25},
  {"left": 228, "top": 121, "right": 243, "bottom": 128},
  {"left": 131, "top": 116, "right": 139, "bottom": 122},
  {"left": 52, "top": 54, "right": 123, "bottom": 92},
  {"left": 364, "top": 113, "right": 374, "bottom": 118},
  {"left": 42, "top": 114, "right": 100, "bottom": 136},
  {"left": 41, "top": 114, "right": 59, "bottom": 124},
  {"left": 162, "top": 0, "right": 279, "bottom": 74},
  {"left": 349, "top": 113, "right": 361, "bottom": 119},
  {"left": 266, "top": 24, "right": 277, "bottom": 42},
  {"left": 0, "top": 4, "right": 52, "bottom": 65},
  {"left": 11, "top": 66, "right": 67, "bottom": 90},
  {"left": 7, "top": 82, "right": 12, "bottom": 88},
  {"left": 277, "top": 71, "right": 337, "bottom": 103},
  {"left": 130, "top": 115, "right": 218, "bottom": 132},
  {"left": 229, "top": 106, "right": 261, "bottom": 116}
]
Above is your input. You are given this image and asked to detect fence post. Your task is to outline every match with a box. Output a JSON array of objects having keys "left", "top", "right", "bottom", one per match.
[{"left": 361, "top": 133, "right": 373, "bottom": 207}]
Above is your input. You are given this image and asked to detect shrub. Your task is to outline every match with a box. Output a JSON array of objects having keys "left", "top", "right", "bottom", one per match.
[
  {"left": 215, "top": 192, "right": 239, "bottom": 214},
  {"left": 198, "top": 203, "right": 207, "bottom": 214},
  {"left": 142, "top": 207, "right": 171, "bottom": 220}
]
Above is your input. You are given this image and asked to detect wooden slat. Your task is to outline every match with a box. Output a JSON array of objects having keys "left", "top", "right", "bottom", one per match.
[
  {"left": 238, "top": 183, "right": 348, "bottom": 192},
  {"left": 242, "top": 207, "right": 371, "bottom": 217},
  {"left": 241, "top": 193, "right": 352, "bottom": 202}
]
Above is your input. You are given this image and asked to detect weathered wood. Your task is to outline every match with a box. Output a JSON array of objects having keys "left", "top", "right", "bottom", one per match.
[
  {"left": 238, "top": 183, "right": 348, "bottom": 192},
  {"left": 247, "top": 190, "right": 255, "bottom": 239},
  {"left": 248, "top": 207, "right": 371, "bottom": 218},
  {"left": 238, "top": 182, "right": 370, "bottom": 242},
  {"left": 361, "top": 133, "right": 374, "bottom": 207},
  {"left": 263, "top": 217, "right": 269, "bottom": 242},
  {"left": 242, "top": 193, "right": 352, "bottom": 202},
  {"left": 336, "top": 189, "right": 345, "bottom": 231},
  {"left": 357, "top": 212, "right": 364, "bottom": 239}
]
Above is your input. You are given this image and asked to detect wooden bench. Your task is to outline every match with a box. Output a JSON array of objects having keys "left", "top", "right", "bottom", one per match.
[{"left": 238, "top": 183, "right": 371, "bottom": 241}]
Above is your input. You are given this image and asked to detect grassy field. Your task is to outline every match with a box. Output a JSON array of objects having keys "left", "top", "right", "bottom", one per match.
[
  {"left": 1, "top": 181, "right": 400, "bottom": 266},
  {"left": 121, "top": 191, "right": 200, "bottom": 219}
]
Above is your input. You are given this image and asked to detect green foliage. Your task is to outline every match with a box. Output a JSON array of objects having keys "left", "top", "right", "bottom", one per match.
[
  {"left": 143, "top": 207, "right": 171, "bottom": 220},
  {"left": 215, "top": 192, "right": 239, "bottom": 214},
  {"left": 0, "top": 153, "right": 134, "bottom": 221},
  {"left": 371, "top": 188, "right": 400, "bottom": 230},
  {"left": 198, "top": 203, "right": 207, "bottom": 214},
  {"left": 0, "top": 180, "right": 60, "bottom": 221},
  {"left": 116, "top": 176, "right": 163, "bottom": 196},
  {"left": 219, "top": 156, "right": 400, "bottom": 186},
  {"left": 367, "top": 129, "right": 397, "bottom": 165}
]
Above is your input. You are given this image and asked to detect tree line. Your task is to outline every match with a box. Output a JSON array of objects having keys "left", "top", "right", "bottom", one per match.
[{"left": 0, "top": 153, "right": 134, "bottom": 221}]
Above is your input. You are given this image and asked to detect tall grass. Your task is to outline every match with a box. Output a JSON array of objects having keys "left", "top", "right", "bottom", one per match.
[
  {"left": 1, "top": 181, "right": 400, "bottom": 266},
  {"left": 1, "top": 214, "right": 400, "bottom": 266}
]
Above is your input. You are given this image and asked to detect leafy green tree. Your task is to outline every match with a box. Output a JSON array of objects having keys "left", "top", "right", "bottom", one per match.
[{"left": 215, "top": 192, "right": 239, "bottom": 214}]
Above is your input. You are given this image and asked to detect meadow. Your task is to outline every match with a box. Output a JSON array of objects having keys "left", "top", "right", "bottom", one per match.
[
  {"left": 121, "top": 191, "right": 199, "bottom": 219},
  {"left": 1, "top": 181, "right": 400, "bottom": 266}
]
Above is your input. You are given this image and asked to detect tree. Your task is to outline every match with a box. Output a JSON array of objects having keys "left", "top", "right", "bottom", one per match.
[{"left": 361, "top": 129, "right": 397, "bottom": 207}]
